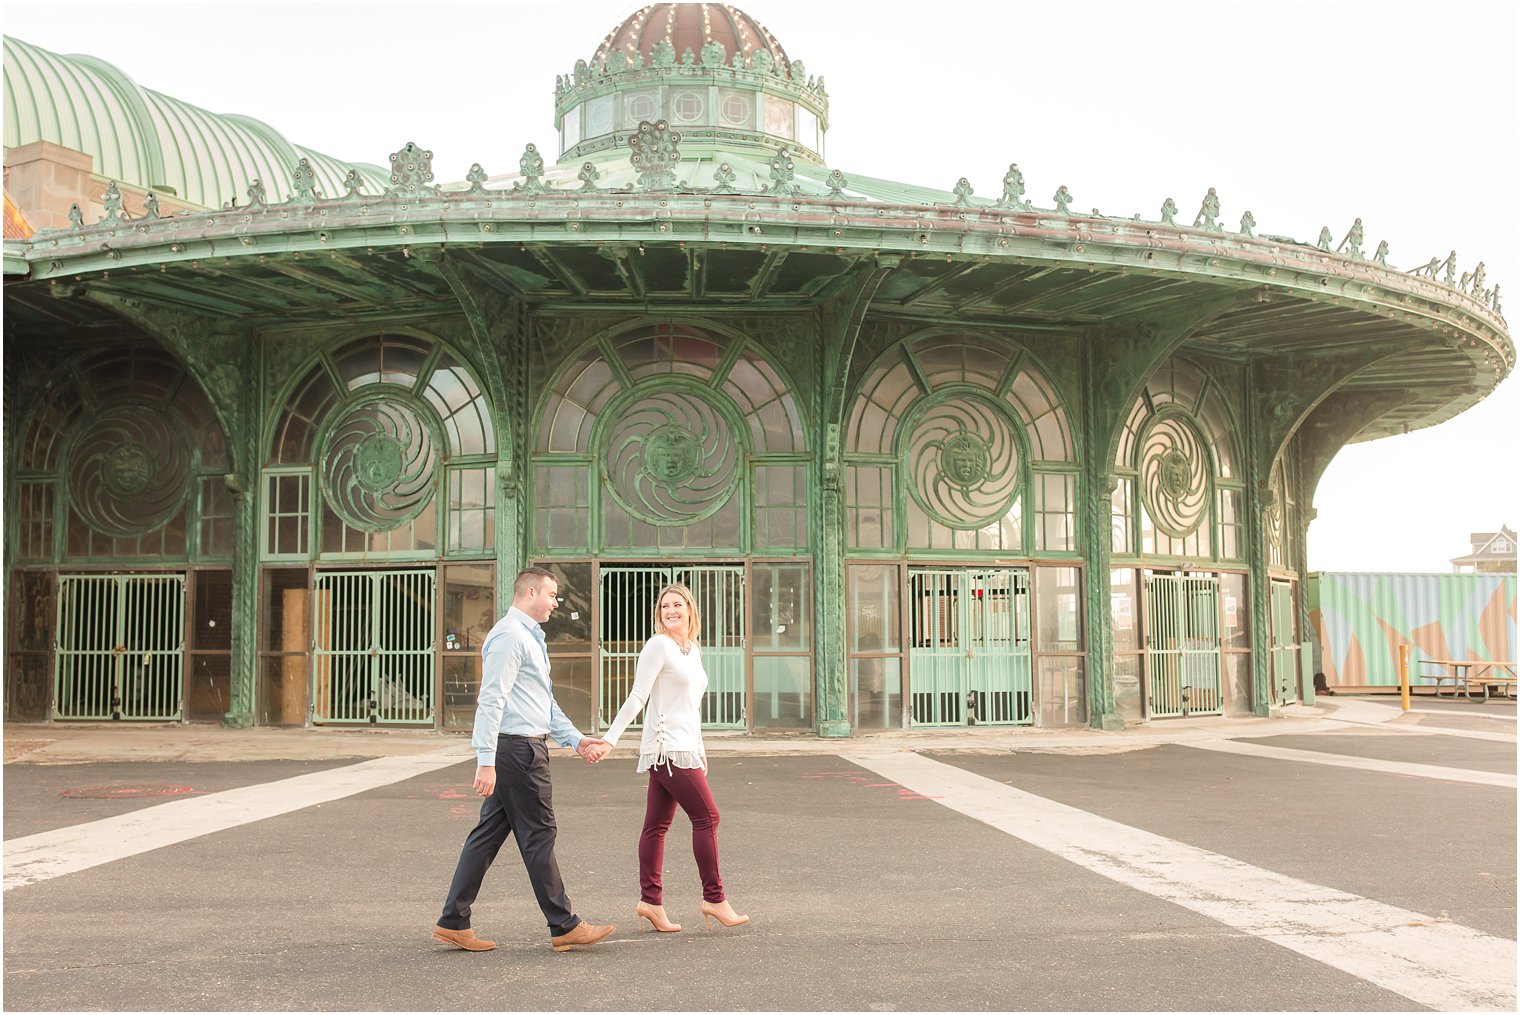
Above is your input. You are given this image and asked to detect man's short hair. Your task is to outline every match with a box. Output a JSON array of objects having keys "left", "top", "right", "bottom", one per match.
[{"left": 514, "top": 565, "right": 557, "bottom": 599}]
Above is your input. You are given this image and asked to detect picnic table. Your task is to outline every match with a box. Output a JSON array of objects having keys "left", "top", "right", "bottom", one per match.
[{"left": 1418, "top": 658, "right": 1519, "bottom": 702}]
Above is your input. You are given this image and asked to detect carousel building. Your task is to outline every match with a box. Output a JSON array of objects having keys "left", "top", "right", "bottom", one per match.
[{"left": 3, "top": 5, "right": 1512, "bottom": 735}]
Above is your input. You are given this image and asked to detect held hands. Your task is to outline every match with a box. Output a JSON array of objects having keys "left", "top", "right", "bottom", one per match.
[{"left": 577, "top": 737, "right": 611, "bottom": 765}]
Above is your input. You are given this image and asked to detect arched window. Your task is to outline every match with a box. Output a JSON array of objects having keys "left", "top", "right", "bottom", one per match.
[
  {"left": 532, "top": 322, "right": 807, "bottom": 554},
  {"left": 262, "top": 333, "right": 495, "bottom": 560},
  {"left": 13, "top": 347, "right": 230, "bottom": 562},
  {"left": 843, "top": 333, "right": 1076, "bottom": 554},
  {"left": 1112, "top": 356, "right": 1243, "bottom": 561}
]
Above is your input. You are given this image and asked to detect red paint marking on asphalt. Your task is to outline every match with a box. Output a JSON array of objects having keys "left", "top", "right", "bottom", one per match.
[
  {"left": 59, "top": 784, "right": 198, "bottom": 800},
  {"left": 437, "top": 787, "right": 472, "bottom": 799},
  {"left": 449, "top": 804, "right": 476, "bottom": 816}
]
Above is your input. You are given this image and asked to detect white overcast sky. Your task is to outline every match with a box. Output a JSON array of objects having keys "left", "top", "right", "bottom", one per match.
[{"left": 6, "top": 0, "right": 1516, "bottom": 573}]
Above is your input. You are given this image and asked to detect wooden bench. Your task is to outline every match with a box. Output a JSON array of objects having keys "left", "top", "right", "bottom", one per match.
[{"left": 1419, "top": 659, "right": 1519, "bottom": 702}]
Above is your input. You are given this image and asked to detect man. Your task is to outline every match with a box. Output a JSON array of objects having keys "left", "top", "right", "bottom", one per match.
[{"left": 432, "top": 566, "right": 614, "bottom": 953}]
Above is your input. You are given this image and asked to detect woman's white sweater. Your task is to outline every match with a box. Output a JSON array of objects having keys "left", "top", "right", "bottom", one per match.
[{"left": 603, "top": 634, "right": 709, "bottom": 772}]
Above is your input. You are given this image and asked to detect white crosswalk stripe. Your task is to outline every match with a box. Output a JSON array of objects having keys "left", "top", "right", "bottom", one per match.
[
  {"left": 846, "top": 751, "right": 1516, "bottom": 1012},
  {"left": 4, "top": 747, "right": 471, "bottom": 891},
  {"left": 1188, "top": 738, "right": 1517, "bottom": 787}
]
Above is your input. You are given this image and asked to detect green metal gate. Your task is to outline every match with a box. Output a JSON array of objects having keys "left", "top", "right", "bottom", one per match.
[
  {"left": 1144, "top": 573, "right": 1222, "bottom": 717},
  {"left": 1270, "top": 580, "right": 1299, "bottom": 705},
  {"left": 908, "top": 568, "right": 1032, "bottom": 727},
  {"left": 54, "top": 574, "right": 186, "bottom": 721},
  {"left": 312, "top": 569, "right": 436, "bottom": 724},
  {"left": 598, "top": 565, "right": 746, "bottom": 730}
]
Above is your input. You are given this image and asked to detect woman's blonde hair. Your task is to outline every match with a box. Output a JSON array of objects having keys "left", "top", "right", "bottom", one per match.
[{"left": 653, "top": 583, "right": 701, "bottom": 644}]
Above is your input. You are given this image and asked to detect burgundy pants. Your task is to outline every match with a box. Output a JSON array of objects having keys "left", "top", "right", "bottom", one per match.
[{"left": 639, "top": 763, "right": 724, "bottom": 904}]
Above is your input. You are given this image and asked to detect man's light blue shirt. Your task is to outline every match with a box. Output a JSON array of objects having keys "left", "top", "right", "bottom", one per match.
[{"left": 471, "top": 606, "right": 583, "bottom": 767}]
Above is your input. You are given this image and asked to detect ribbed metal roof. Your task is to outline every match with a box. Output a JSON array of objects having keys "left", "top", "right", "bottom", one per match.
[{"left": 3, "top": 36, "right": 389, "bottom": 208}]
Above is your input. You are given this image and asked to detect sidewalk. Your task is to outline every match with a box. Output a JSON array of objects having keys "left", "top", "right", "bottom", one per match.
[{"left": 3, "top": 703, "right": 1351, "bottom": 765}]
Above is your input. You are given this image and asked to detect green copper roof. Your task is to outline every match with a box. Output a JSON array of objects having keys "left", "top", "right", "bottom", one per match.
[{"left": 3, "top": 36, "right": 389, "bottom": 208}]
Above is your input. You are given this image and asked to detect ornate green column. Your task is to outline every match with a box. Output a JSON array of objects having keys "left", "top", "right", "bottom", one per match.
[
  {"left": 813, "top": 262, "right": 893, "bottom": 737},
  {"left": 814, "top": 421, "right": 849, "bottom": 737},
  {"left": 429, "top": 253, "right": 524, "bottom": 604},
  {"left": 1081, "top": 325, "right": 1150, "bottom": 731}
]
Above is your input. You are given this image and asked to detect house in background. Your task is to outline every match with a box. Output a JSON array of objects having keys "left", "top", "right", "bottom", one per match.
[{"left": 1451, "top": 526, "right": 1518, "bottom": 574}]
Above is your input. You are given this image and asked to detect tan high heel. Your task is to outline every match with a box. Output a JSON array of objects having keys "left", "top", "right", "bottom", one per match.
[
  {"left": 636, "top": 901, "right": 682, "bottom": 932},
  {"left": 699, "top": 898, "right": 749, "bottom": 928}
]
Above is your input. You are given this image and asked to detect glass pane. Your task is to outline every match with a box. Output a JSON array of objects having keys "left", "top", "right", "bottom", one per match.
[
  {"left": 753, "top": 655, "right": 811, "bottom": 728},
  {"left": 259, "top": 653, "right": 307, "bottom": 726},
  {"left": 1038, "top": 656, "right": 1085, "bottom": 727},
  {"left": 849, "top": 563, "right": 900, "bottom": 653},
  {"left": 10, "top": 570, "right": 55, "bottom": 653},
  {"left": 6, "top": 653, "right": 51, "bottom": 721},
  {"left": 537, "top": 562, "right": 593, "bottom": 647},
  {"left": 192, "top": 570, "right": 232, "bottom": 651},
  {"left": 549, "top": 653, "right": 595, "bottom": 732},
  {"left": 443, "top": 564, "right": 495, "bottom": 654},
  {"left": 262, "top": 569, "right": 311, "bottom": 655},
  {"left": 1111, "top": 567, "right": 1138, "bottom": 653},
  {"left": 751, "top": 563, "right": 811, "bottom": 651},
  {"left": 442, "top": 655, "right": 481, "bottom": 730},
  {"left": 1112, "top": 654, "right": 1141, "bottom": 723},
  {"left": 187, "top": 654, "right": 229, "bottom": 720},
  {"left": 852, "top": 657, "right": 901, "bottom": 730},
  {"left": 1036, "top": 567, "right": 1082, "bottom": 652},
  {"left": 1221, "top": 572, "right": 1248, "bottom": 650},
  {"left": 1223, "top": 652, "right": 1252, "bottom": 716}
]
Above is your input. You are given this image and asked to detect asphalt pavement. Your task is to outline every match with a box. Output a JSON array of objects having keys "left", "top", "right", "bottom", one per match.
[{"left": 2, "top": 696, "right": 1514, "bottom": 1012}]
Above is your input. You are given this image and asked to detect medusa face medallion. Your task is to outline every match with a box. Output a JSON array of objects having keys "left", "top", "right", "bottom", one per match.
[
  {"left": 602, "top": 387, "right": 744, "bottom": 525},
  {"left": 905, "top": 393, "right": 1019, "bottom": 529},
  {"left": 1140, "top": 415, "right": 1208, "bottom": 538}
]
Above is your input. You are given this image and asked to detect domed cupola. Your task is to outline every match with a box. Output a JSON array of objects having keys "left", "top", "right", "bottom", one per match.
[{"left": 554, "top": 3, "right": 828, "bottom": 165}]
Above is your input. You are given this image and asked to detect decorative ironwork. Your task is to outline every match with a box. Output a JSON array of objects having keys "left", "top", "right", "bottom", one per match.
[
  {"left": 1373, "top": 240, "right": 1390, "bottom": 265},
  {"left": 513, "top": 144, "right": 549, "bottom": 195},
  {"left": 1337, "top": 218, "right": 1364, "bottom": 259},
  {"left": 1139, "top": 414, "right": 1209, "bottom": 538},
  {"left": 320, "top": 395, "right": 438, "bottom": 531},
  {"left": 766, "top": 146, "right": 802, "bottom": 197},
  {"left": 246, "top": 179, "right": 268, "bottom": 208},
  {"left": 464, "top": 163, "right": 490, "bottom": 196},
  {"left": 1192, "top": 187, "right": 1221, "bottom": 231},
  {"left": 142, "top": 193, "right": 162, "bottom": 220},
  {"left": 629, "top": 120, "right": 681, "bottom": 191},
  {"left": 826, "top": 169, "right": 846, "bottom": 197},
  {"left": 292, "top": 158, "right": 320, "bottom": 204},
  {"left": 904, "top": 393, "right": 1020, "bottom": 529},
  {"left": 1239, "top": 210, "right": 1255, "bottom": 237},
  {"left": 601, "top": 388, "right": 743, "bottom": 525},
  {"left": 342, "top": 170, "right": 366, "bottom": 201},
  {"left": 387, "top": 142, "right": 436, "bottom": 199},
  {"left": 101, "top": 182, "right": 125, "bottom": 224},
  {"left": 578, "top": 162, "right": 602, "bottom": 193},
  {"left": 68, "top": 204, "right": 85, "bottom": 230},
  {"left": 712, "top": 163, "right": 738, "bottom": 195},
  {"left": 1052, "top": 185, "right": 1073, "bottom": 215},
  {"left": 1316, "top": 227, "right": 1334, "bottom": 252},
  {"left": 66, "top": 405, "right": 192, "bottom": 537},
  {"left": 952, "top": 178, "right": 974, "bottom": 206},
  {"left": 1160, "top": 198, "right": 1178, "bottom": 226},
  {"left": 997, "top": 164, "right": 1030, "bottom": 211}
]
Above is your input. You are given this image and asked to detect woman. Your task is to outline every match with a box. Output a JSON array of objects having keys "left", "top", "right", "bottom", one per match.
[{"left": 602, "top": 583, "right": 749, "bottom": 933}]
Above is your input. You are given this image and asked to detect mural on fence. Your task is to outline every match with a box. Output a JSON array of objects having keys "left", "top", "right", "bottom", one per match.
[{"left": 1309, "top": 573, "right": 1517, "bottom": 686}]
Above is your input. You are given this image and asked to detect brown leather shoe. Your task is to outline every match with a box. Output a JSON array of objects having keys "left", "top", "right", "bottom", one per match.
[
  {"left": 550, "top": 920, "right": 614, "bottom": 952},
  {"left": 432, "top": 925, "right": 496, "bottom": 951}
]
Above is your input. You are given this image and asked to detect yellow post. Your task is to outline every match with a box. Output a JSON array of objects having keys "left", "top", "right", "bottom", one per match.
[{"left": 1399, "top": 644, "right": 1411, "bottom": 711}]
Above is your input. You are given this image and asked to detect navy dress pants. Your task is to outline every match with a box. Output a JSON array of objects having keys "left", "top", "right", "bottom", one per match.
[{"left": 438, "top": 734, "right": 580, "bottom": 936}]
